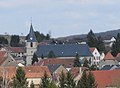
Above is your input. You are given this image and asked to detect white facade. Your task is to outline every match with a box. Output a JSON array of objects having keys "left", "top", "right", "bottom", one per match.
[
  {"left": 104, "top": 37, "right": 116, "bottom": 47},
  {"left": 91, "top": 48, "right": 101, "bottom": 66}
]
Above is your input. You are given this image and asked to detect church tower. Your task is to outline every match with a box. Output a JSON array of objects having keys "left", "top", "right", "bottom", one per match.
[{"left": 26, "top": 23, "right": 38, "bottom": 65}]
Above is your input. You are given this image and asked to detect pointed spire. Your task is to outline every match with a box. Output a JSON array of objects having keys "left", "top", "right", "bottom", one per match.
[{"left": 27, "top": 23, "right": 37, "bottom": 42}]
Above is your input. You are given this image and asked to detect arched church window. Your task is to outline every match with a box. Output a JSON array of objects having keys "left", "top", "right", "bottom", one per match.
[{"left": 30, "top": 42, "right": 33, "bottom": 47}]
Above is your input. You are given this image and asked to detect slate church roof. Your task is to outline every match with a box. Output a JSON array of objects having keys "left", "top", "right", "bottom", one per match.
[
  {"left": 27, "top": 24, "right": 37, "bottom": 42},
  {"left": 47, "top": 64, "right": 61, "bottom": 74},
  {"left": 36, "top": 44, "right": 93, "bottom": 57}
]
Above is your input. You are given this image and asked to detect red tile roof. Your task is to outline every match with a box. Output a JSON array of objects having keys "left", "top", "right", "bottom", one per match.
[
  {"left": 0, "top": 66, "right": 51, "bottom": 79},
  {"left": 8, "top": 47, "right": 24, "bottom": 53},
  {"left": 0, "top": 51, "right": 8, "bottom": 65},
  {"left": 104, "top": 52, "right": 115, "bottom": 60},
  {"left": 36, "top": 58, "right": 74, "bottom": 68},
  {"left": 92, "top": 70, "right": 120, "bottom": 88},
  {"left": 70, "top": 67, "right": 88, "bottom": 77},
  {"left": 90, "top": 47, "right": 96, "bottom": 53},
  {"left": 116, "top": 53, "right": 120, "bottom": 57},
  {"left": 24, "top": 66, "right": 51, "bottom": 78},
  {"left": 0, "top": 51, "right": 6, "bottom": 58}
]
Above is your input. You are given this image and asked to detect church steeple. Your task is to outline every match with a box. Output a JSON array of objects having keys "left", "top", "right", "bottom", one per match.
[{"left": 27, "top": 23, "right": 37, "bottom": 42}]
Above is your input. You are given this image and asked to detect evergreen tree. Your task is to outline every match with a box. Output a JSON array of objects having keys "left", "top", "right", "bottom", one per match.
[
  {"left": 47, "top": 51, "right": 56, "bottom": 58},
  {"left": 90, "top": 65, "right": 98, "bottom": 71},
  {"left": 66, "top": 71, "right": 76, "bottom": 88},
  {"left": 87, "top": 30, "right": 105, "bottom": 52},
  {"left": 32, "top": 53, "right": 38, "bottom": 65},
  {"left": 87, "top": 71, "right": 98, "bottom": 88},
  {"left": 77, "top": 71, "right": 88, "bottom": 88},
  {"left": 77, "top": 71, "right": 97, "bottom": 88},
  {"left": 73, "top": 54, "right": 81, "bottom": 67},
  {"left": 49, "top": 81, "right": 58, "bottom": 88},
  {"left": 111, "top": 33, "right": 120, "bottom": 56},
  {"left": 97, "top": 36, "right": 105, "bottom": 52},
  {"left": 46, "top": 34, "right": 50, "bottom": 40},
  {"left": 59, "top": 71, "right": 66, "bottom": 88},
  {"left": 39, "top": 71, "right": 50, "bottom": 88},
  {"left": 10, "top": 35, "right": 20, "bottom": 47},
  {"left": 0, "top": 37, "right": 8, "bottom": 45},
  {"left": 30, "top": 81, "right": 34, "bottom": 88},
  {"left": 87, "top": 30, "right": 97, "bottom": 47},
  {"left": 26, "top": 31, "right": 50, "bottom": 43},
  {"left": 83, "top": 58, "right": 89, "bottom": 68},
  {"left": 35, "top": 31, "right": 46, "bottom": 42},
  {"left": 12, "top": 67, "right": 28, "bottom": 88},
  {"left": 41, "top": 54, "right": 44, "bottom": 59}
]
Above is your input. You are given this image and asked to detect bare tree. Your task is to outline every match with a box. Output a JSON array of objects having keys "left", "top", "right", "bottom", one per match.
[{"left": 0, "top": 68, "right": 12, "bottom": 88}]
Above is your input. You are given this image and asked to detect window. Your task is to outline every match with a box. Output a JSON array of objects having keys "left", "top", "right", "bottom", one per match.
[{"left": 30, "top": 42, "right": 33, "bottom": 47}]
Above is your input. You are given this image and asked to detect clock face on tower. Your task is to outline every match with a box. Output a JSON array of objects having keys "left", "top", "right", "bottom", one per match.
[{"left": 30, "top": 37, "right": 33, "bottom": 40}]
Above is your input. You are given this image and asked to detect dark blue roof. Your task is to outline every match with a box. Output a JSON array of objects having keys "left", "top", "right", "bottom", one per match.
[
  {"left": 36, "top": 44, "right": 93, "bottom": 57},
  {"left": 101, "top": 65, "right": 120, "bottom": 70},
  {"left": 101, "top": 65, "right": 113, "bottom": 70},
  {"left": 47, "top": 64, "right": 61, "bottom": 74},
  {"left": 27, "top": 24, "right": 37, "bottom": 42}
]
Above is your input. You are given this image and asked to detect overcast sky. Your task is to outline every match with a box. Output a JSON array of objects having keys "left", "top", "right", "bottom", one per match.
[{"left": 0, "top": 0, "right": 120, "bottom": 38}]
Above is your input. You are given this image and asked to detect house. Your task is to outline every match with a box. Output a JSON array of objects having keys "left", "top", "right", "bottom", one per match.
[
  {"left": 47, "top": 64, "right": 67, "bottom": 83},
  {"left": 104, "top": 37, "right": 116, "bottom": 47},
  {"left": 70, "top": 67, "right": 88, "bottom": 84},
  {"left": 90, "top": 47, "right": 102, "bottom": 66},
  {"left": 35, "top": 58, "right": 75, "bottom": 68},
  {"left": 36, "top": 44, "right": 93, "bottom": 65},
  {"left": 0, "top": 51, "right": 17, "bottom": 67},
  {"left": 0, "top": 66, "right": 51, "bottom": 88},
  {"left": 6, "top": 47, "right": 25, "bottom": 64},
  {"left": 92, "top": 70, "right": 120, "bottom": 88},
  {"left": 7, "top": 47, "right": 25, "bottom": 58},
  {"left": 99, "top": 52, "right": 119, "bottom": 69}
]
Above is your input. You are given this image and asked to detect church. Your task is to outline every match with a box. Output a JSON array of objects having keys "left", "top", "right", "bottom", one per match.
[
  {"left": 25, "top": 24, "right": 93, "bottom": 66},
  {"left": 26, "top": 24, "right": 38, "bottom": 65}
]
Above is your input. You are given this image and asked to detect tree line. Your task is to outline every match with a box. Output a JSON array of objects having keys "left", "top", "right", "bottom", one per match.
[{"left": 87, "top": 30, "right": 120, "bottom": 57}]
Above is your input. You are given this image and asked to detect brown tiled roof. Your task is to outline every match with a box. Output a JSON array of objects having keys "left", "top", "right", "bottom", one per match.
[
  {"left": 24, "top": 66, "right": 51, "bottom": 78},
  {"left": 90, "top": 47, "right": 96, "bottom": 53},
  {"left": 0, "top": 66, "right": 51, "bottom": 79},
  {"left": 116, "top": 53, "right": 120, "bottom": 57},
  {"left": 0, "top": 51, "right": 8, "bottom": 65},
  {"left": 103, "top": 52, "right": 115, "bottom": 60},
  {"left": 8, "top": 47, "right": 24, "bottom": 53},
  {"left": 36, "top": 58, "right": 74, "bottom": 68},
  {"left": 92, "top": 70, "right": 120, "bottom": 88},
  {"left": 70, "top": 67, "right": 88, "bottom": 77},
  {"left": 0, "top": 66, "right": 16, "bottom": 79},
  {"left": 0, "top": 51, "right": 6, "bottom": 58}
]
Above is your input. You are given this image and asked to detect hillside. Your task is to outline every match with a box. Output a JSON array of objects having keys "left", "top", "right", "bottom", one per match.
[{"left": 57, "top": 29, "right": 120, "bottom": 41}]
